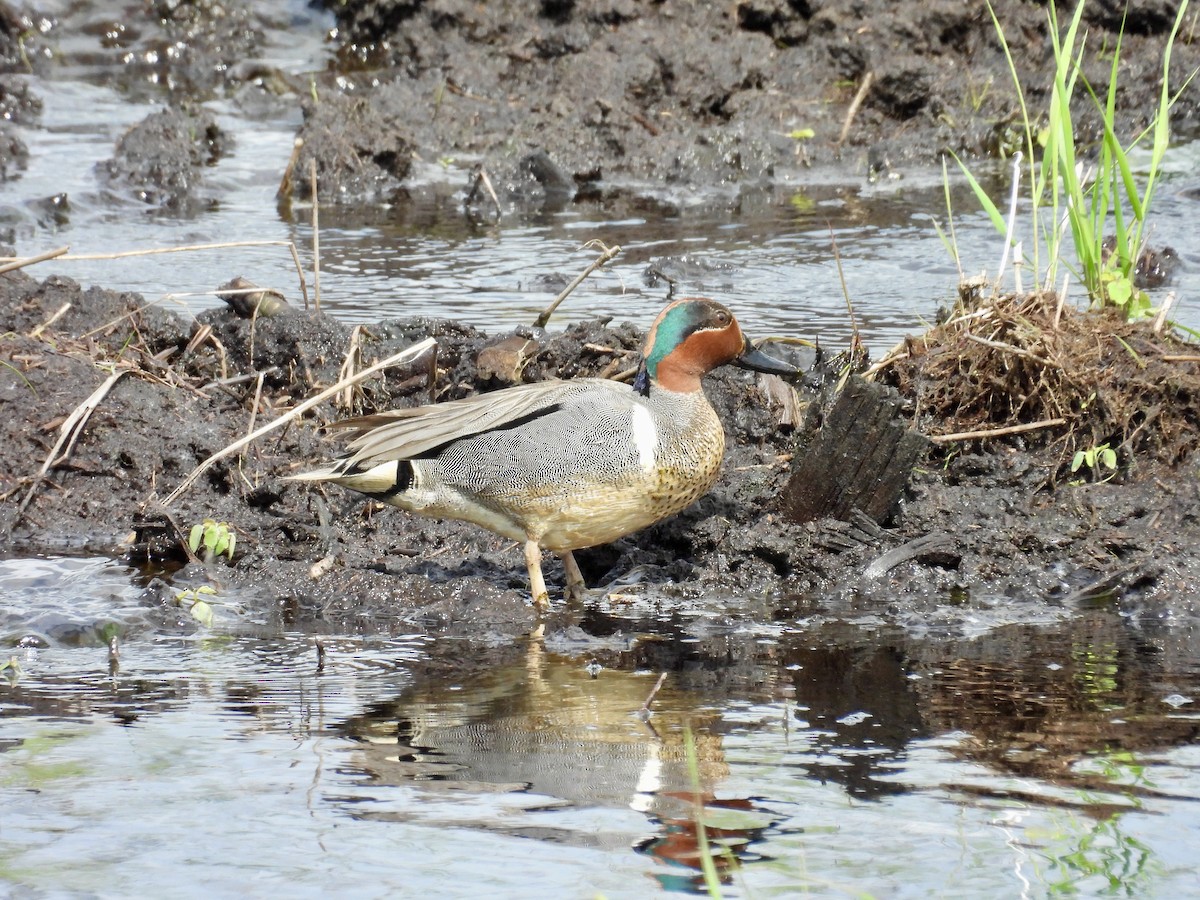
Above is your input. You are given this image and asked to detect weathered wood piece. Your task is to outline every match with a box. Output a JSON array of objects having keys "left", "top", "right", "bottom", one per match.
[{"left": 782, "top": 375, "right": 929, "bottom": 525}]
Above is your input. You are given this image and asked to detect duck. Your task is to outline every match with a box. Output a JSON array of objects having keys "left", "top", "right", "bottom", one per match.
[{"left": 290, "top": 297, "right": 797, "bottom": 610}]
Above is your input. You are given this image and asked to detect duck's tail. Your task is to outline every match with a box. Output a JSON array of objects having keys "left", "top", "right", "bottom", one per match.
[{"left": 287, "top": 459, "right": 409, "bottom": 499}]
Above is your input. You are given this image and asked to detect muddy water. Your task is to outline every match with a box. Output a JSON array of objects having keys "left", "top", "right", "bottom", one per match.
[{"left": 3, "top": 556, "right": 1200, "bottom": 897}]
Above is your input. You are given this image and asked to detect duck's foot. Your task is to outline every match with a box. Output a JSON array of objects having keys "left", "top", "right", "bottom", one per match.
[{"left": 560, "top": 550, "right": 587, "bottom": 603}]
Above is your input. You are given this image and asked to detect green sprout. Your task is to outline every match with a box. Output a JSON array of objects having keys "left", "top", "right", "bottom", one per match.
[
  {"left": 1071, "top": 442, "right": 1118, "bottom": 483},
  {"left": 188, "top": 519, "right": 236, "bottom": 563},
  {"left": 175, "top": 584, "right": 217, "bottom": 627}
]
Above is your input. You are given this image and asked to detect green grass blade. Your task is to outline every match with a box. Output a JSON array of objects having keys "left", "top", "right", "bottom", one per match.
[{"left": 952, "top": 151, "right": 1008, "bottom": 237}]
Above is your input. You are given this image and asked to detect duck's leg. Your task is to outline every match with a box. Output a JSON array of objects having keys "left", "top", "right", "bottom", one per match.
[
  {"left": 523, "top": 539, "right": 550, "bottom": 611},
  {"left": 560, "top": 550, "right": 587, "bottom": 602}
]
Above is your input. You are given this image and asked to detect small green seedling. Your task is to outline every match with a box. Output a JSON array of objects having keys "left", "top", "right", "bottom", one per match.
[
  {"left": 188, "top": 519, "right": 236, "bottom": 562},
  {"left": 1071, "top": 442, "right": 1118, "bottom": 483},
  {"left": 1, "top": 655, "right": 23, "bottom": 681},
  {"left": 175, "top": 584, "right": 217, "bottom": 627}
]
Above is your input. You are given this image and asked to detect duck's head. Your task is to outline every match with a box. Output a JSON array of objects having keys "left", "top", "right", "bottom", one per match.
[{"left": 635, "top": 297, "right": 798, "bottom": 394}]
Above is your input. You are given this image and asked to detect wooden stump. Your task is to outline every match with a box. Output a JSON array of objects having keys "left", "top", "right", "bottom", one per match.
[{"left": 782, "top": 375, "right": 929, "bottom": 525}]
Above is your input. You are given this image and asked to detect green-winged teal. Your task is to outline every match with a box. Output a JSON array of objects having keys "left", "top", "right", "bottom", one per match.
[{"left": 291, "top": 297, "right": 796, "bottom": 610}]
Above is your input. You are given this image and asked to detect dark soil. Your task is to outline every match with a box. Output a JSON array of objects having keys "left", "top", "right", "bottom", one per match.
[
  {"left": 2, "top": 272, "right": 1198, "bottom": 644},
  {"left": 28, "top": 0, "right": 1194, "bottom": 207},
  {"left": 98, "top": 106, "right": 231, "bottom": 210},
  {"left": 1, "top": 0, "right": 1198, "bottom": 642},
  {"left": 288, "top": 0, "right": 1200, "bottom": 203}
]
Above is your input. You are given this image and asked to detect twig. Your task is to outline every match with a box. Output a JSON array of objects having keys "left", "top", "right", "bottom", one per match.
[
  {"left": 640, "top": 671, "right": 668, "bottom": 717},
  {"left": 1162, "top": 354, "right": 1200, "bottom": 362},
  {"left": 310, "top": 159, "right": 322, "bottom": 315},
  {"left": 1152, "top": 291, "right": 1177, "bottom": 334},
  {"left": 1054, "top": 270, "right": 1069, "bottom": 330},
  {"left": 930, "top": 417, "right": 1066, "bottom": 444},
  {"left": 161, "top": 337, "right": 437, "bottom": 506},
  {"left": 14, "top": 369, "right": 128, "bottom": 528},
  {"left": 247, "top": 371, "right": 267, "bottom": 437},
  {"left": 478, "top": 168, "right": 502, "bottom": 219},
  {"left": 533, "top": 241, "right": 622, "bottom": 329},
  {"left": 199, "top": 367, "right": 280, "bottom": 391},
  {"left": 629, "top": 110, "right": 660, "bottom": 136},
  {"left": 836, "top": 71, "right": 874, "bottom": 147},
  {"left": 278, "top": 137, "right": 304, "bottom": 202},
  {"left": 47, "top": 240, "right": 298, "bottom": 260},
  {"left": 964, "top": 332, "right": 1049, "bottom": 364},
  {"left": 29, "top": 302, "right": 71, "bottom": 338},
  {"left": 0, "top": 245, "right": 69, "bottom": 274},
  {"left": 828, "top": 224, "right": 860, "bottom": 349},
  {"left": 465, "top": 165, "right": 503, "bottom": 221},
  {"left": 338, "top": 325, "right": 364, "bottom": 412}
]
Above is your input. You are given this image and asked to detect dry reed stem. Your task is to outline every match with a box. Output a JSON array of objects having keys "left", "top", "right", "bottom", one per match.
[
  {"left": 533, "top": 241, "right": 622, "bottom": 329},
  {"left": 29, "top": 302, "right": 71, "bottom": 338},
  {"left": 964, "top": 332, "right": 1050, "bottom": 364},
  {"left": 929, "top": 417, "right": 1067, "bottom": 444},
  {"left": 836, "top": 71, "right": 874, "bottom": 147},
  {"left": 0, "top": 245, "right": 69, "bottom": 274},
  {"left": 310, "top": 159, "right": 322, "bottom": 314},
  {"left": 338, "top": 325, "right": 364, "bottom": 412},
  {"left": 161, "top": 337, "right": 437, "bottom": 506},
  {"left": 14, "top": 369, "right": 128, "bottom": 527}
]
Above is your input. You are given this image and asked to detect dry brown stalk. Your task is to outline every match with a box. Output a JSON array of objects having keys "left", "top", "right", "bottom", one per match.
[
  {"left": 29, "top": 302, "right": 71, "bottom": 338},
  {"left": 929, "top": 417, "right": 1067, "bottom": 444},
  {"left": 0, "top": 245, "right": 69, "bottom": 274},
  {"left": 161, "top": 337, "right": 437, "bottom": 506},
  {"left": 964, "top": 333, "right": 1051, "bottom": 364},
  {"left": 338, "top": 325, "right": 365, "bottom": 413},
  {"left": 14, "top": 369, "right": 128, "bottom": 528},
  {"left": 310, "top": 158, "right": 322, "bottom": 314},
  {"left": 533, "top": 241, "right": 622, "bottom": 329},
  {"left": 837, "top": 71, "right": 874, "bottom": 148}
]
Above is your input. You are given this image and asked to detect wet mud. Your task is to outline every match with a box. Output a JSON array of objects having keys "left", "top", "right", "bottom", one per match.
[
  {"left": 2, "top": 272, "right": 1197, "bottom": 645},
  {"left": 1, "top": 0, "right": 1199, "bottom": 644},
  {"left": 3, "top": 1, "right": 1196, "bottom": 205}
]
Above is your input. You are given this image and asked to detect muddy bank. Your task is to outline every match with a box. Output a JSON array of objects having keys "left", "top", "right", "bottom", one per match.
[
  {"left": 289, "top": 0, "right": 1200, "bottom": 202},
  {"left": 3, "top": 0, "right": 1198, "bottom": 211},
  {"left": 2, "top": 270, "right": 1197, "bottom": 644}
]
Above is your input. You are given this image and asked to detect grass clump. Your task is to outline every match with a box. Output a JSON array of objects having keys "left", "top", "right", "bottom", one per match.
[{"left": 954, "top": 0, "right": 1194, "bottom": 318}]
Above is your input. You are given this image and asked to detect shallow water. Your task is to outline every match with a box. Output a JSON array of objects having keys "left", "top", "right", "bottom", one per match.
[
  {"left": 4, "top": 4, "right": 1200, "bottom": 897},
  {"left": 3, "top": 557, "right": 1200, "bottom": 898}
]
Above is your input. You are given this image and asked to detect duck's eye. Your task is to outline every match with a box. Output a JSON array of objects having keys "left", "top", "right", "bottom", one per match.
[{"left": 716, "top": 310, "right": 730, "bottom": 326}]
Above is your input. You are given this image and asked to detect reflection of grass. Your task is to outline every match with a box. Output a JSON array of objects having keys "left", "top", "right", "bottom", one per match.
[
  {"left": 685, "top": 727, "right": 727, "bottom": 898},
  {"left": 0, "top": 731, "right": 90, "bottom": 788},
  {"left": 1028, "top": 750, "right": 1160, "bottom": 894},
  {"left": 1071, "top": 640, "right": 1120, "bottom": 705},
  {"left": 1035, "top": 811, "right": 1157, "bottom": 894}
]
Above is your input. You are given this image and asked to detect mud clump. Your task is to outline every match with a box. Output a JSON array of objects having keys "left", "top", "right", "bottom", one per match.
[
  {"left": 98, "top": 106, "right": 231, "bottom": 210},
  {"left": 285, "top": 92, "right": 416, "bottom": 205}
]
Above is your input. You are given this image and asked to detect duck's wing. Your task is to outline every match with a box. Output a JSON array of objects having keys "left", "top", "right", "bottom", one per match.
[{"left": 327, "top": 379, "right": 599, "bottom": 467}]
